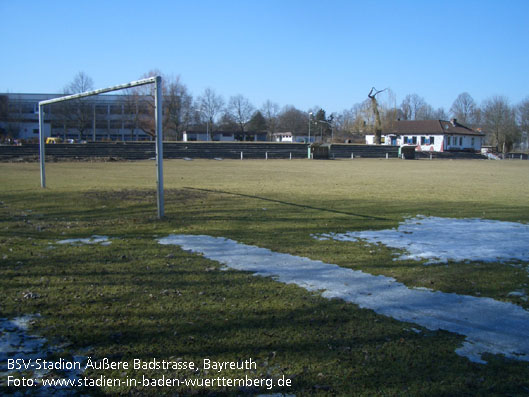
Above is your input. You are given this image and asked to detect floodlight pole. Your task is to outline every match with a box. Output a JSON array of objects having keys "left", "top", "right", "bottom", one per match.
[
  {"left": 154, "top": 76, "right": 164, "bottom": 218},
  {"left": 308, "top": 112, "right": 312, "bottom": 144}
]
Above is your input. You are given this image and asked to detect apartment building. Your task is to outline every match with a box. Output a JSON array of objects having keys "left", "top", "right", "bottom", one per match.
[{"left": 0, "top": 93, "right": 151, "bottom": 142}]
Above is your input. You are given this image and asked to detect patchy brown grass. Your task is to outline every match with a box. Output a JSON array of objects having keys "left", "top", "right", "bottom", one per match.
[{"left": 1, "top": 158, "right": 528, "bottom": 395}]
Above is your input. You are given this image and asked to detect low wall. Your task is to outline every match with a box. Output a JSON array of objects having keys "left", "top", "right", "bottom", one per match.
[
  {"left": 0, "top": 142, "right": 399, "bottom": 161},
  {"left": 1, "top": 142, "right": 492, "bottom": 161}
]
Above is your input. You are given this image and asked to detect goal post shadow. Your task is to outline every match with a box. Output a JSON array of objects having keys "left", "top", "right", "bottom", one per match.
[{"left": 38, "top": 76, "right": 165, "bottom": 219}]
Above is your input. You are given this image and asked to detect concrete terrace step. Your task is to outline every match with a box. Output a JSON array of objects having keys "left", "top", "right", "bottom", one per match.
[
  {"left": 330, "top": 144, "right": 399, "bottom": 158},
  {"left": 1, "top": 143, "right": 499, "bottom": 161},
  {"left": 415, "top": 151, "right": 487, "bottom": 160},
  {"left": 0, "top": 142, "right": 309, "bottom": 160}
]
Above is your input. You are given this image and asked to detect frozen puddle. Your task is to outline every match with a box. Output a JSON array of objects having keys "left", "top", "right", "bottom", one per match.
[
  {"left": 57, "top": 235, "right": 111, "bottom": 246},
  {"left": 0, "top": 315, "right": 85, "bottom": 393},
  {"left": 159, "top": 234, "right": 529, "bottom": 364},
  {"left": 0, "top": 316, "right": 46, "bottom": 367},
  {"left": 314, "top": 216, "right": 529, "bottom": 264}
]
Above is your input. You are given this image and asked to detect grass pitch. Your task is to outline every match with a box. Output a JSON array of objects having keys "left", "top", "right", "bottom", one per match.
[{"left": 1, "top": 158, "right": 529, "bottom": 395}]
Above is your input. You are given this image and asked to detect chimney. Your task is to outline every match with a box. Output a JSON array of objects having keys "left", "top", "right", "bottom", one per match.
[{"left": 450, "top": 118, "right": 457, "bottom": 127}]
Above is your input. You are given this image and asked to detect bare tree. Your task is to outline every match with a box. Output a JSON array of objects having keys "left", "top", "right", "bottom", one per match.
[
  {"left": 59, "top": 72, "right": 95, "bottom": 140},
  {"left": 227, "top": 94, "right": 255, "bottom": 133},
  {"left": 65, "top": 72, "right": 94, "bottom": 94},
  {"left": 368, "top": 87, "right": 387, "bottom": 144},
  {"left": 341, "top": 100, "right": 373, "bottom": 134},
  {"left": 517, "top": 97, "right": 529, "bottom": 133},
  {"left": 517, "top": 97, "right": 529, "bottom": 150},
  {"left": 130, "top": 69, "right": 163, "bottom": 139},
  {"left": 400, "top": 93, "right": 431, "bottom": 120},
  {"left": 432, "top": 107, "right": 448, "bottom": 120},
  {"left": 379, "top": 88, "right": 399, "bottom": 131},
  {"left": 164, "top": 76, "right": 193, "bottom": 140},
  {"left": 450, "top": 92, "right": 477, "bottom": 125},
  {"left": 260, "top": 100, "right": 280, "bottom": 138},
  {"left": 218, "top": 113, "right": 238, "bottom": 131},
  {"left": 196, "top": 88, "right": 225, "bottom": 139},
  {"left": 127, "top": 70, "right": 193, "bottom": 140},
  {"left": 482, "top": 95, "right": 519, "bottom": 153},
  {"left": 0, "top": 95, "right": 22, "bottom": 140},
  {"left": 277, "top": 105, "right": 308, "bottom": 135},
  {"left": 123, "top": 88, "right": 142, "bottom": 140},
  {"left": 0, "top": 95, "right": 7, "bottom": 122}
]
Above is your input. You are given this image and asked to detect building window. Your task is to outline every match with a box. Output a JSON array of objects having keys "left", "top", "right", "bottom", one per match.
[
  {"left": 471, "top": 137, "right": 475, "bottom": 146},
  {"left": 110, "top": 120, "right": 122, "bottom": 129},
  {"left": 96, "top": 105, "right": 108, "bottom": 115},
  {"left": 110, "top": 105, "right": 122, "bottom": 115},
  {"left": 21, "top": 103, "right": 34, "bottom": 113},
  {"left": 421, "top": 136, "right": 426, "bottom": 145},
  {"left": 431, "top": 136, "right": 435, "bottom": 144},
  {"left": 459, "top": 137, "right": 463, "bottom": 146},
  {"left": 412, "top": 136, "right": 417, "bottom": 144}
]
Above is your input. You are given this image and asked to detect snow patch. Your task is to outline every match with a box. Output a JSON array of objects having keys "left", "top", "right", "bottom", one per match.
[
  {"left": 0, "top": 315, "right": 86, "bottom": 393},
  {"left": 508, "top": 290, "right": 526, "bottom": 298},
  {"left": 314, "top": 216, "right": 529, "bottom": 264},
  {"left": 57, "top": 235, "right": 111, "bottom": 246},
  {"left": 0, "top": 315, "right": 45, "bottom": 363},
  {"left": 159, "top": 234, "right": 529, "bottom": 364}
]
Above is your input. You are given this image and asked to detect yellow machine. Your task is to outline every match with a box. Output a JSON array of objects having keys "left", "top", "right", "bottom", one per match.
[{"left": 45, "top": 137, "right": 62, "bottom": 144}]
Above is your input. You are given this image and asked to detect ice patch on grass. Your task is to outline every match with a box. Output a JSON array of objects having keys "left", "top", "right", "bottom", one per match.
[
  {"left": 57, "top": 235, "right": 111, "bottom": 246},
  {"left": 314, "top": 216, "right": 529, "bottom": 264},
  {"left": 0, "top": 315, "right": 86, "bottom": 393},
  {"left": 508, "top": 290, "right": 526, "bottom": 298},
  {"left": 159, "top": 234, "right": 529, "bottom": 364},
  {"left": 0, "top": 315, "right": 45, "bottom": 363}
]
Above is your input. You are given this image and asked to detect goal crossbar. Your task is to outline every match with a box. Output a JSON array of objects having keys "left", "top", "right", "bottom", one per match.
[{"left": 38, "top": 76, "right": 165, "bottom": 218}]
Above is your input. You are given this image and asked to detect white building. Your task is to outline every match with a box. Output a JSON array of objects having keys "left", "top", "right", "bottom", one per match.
[
  {"left": 272, "top": 132, "right": 293, "bottom": 142},
  {"left": 272, "top": 132, "right": 316, "bottom": 143},
  {"left": 183, "top": 130, "right": 267, "bottom": 142},
  {"left": 365, "top": 119, "right": 484, "bottom": 152}
]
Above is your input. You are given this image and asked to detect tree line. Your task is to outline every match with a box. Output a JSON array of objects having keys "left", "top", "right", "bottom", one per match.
[{"left": 16, "top": 71, "right": 529, "bottom": 151}]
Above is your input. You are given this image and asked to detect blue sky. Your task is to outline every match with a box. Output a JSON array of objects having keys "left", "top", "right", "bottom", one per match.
[{"left": 1, "top": 0, "right": 528, "bottom": 114}]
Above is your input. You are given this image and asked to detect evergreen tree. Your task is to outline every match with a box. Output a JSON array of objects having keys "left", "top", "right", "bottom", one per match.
[{"left": 247, "top": 111, "right": 267, "bottom": 132}]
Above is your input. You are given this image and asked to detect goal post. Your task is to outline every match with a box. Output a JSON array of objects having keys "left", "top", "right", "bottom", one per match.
[{"left": 38, "top": 76, "right": 165, "bottom": 218}]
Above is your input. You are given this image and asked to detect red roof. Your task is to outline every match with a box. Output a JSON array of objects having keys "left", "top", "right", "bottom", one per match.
[{"left": 384, "top": 120, "right": 484, "bottom": 136}]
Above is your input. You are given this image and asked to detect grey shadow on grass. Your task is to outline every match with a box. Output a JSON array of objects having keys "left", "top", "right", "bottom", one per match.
[{"left": 183, "top": 187, "right": 389, "bottom": 221}]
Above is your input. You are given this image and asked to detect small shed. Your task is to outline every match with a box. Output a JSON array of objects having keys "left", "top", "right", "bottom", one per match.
[
  {"left": 312, "top": 144, "right": 331, "bottom": 159},
  {"left": 399, "top": 145, "right": 416, "bottom": 159}
]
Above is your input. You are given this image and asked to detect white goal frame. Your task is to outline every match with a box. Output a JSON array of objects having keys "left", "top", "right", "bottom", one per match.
[{"left": 38, "top": 76, "right": 165, "bottom": 218}]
